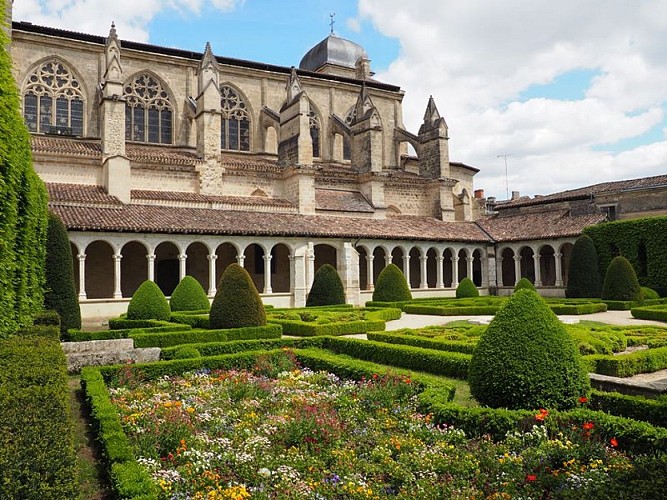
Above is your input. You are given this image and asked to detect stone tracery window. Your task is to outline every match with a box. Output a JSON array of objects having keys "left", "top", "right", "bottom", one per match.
[
  {"left": 23, "top": 60, "right": 84, "bottom": 136},
  {"left": 309, "top": 106, "right": 321, "bottom": 158},
  {"left": 124, "top": 74, "right": 173, "bottom": 144},
  {"left": 220, "top": 85, "right": 250, "bottom": 151}
]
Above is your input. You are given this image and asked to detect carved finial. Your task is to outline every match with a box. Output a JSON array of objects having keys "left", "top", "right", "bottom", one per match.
[
  {"left": 423, "top": 95, "right": 441, "bottom": 123},
  {"left": 354, "top": 82, "right": 375, "bottom": 122},
  {"left": 286, "top": 66, "right": 302, "bottom": 102},
  {"left": 107, "top": 21, "right": 118, "bottom": 44}
]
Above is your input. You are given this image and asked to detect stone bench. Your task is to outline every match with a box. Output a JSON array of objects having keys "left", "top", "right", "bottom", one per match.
[{"left": 62, "top": 339, "right": 160, "bottom": 373}]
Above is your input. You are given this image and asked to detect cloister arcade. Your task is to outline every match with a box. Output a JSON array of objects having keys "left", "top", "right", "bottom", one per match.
[{"left": 496, "top": 240, "right": 574, "bottom": 290}]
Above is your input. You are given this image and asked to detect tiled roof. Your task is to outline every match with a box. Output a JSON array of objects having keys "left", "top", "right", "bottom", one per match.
[
  {"left": 477, "top": 209, "right": 606, "bottom": 242},
  {"left": 126, "top": 144, "right": 201, "bottom": 166},
  {"left": 315, "top": 189, "right": 374, "bottom": 213},
  {"left": 50, "top": 203, "right": 489, "bottom": 242},
  {"left": 222, "top": 154, "right": 283, "bottom": 173},
  {"left": 47, "top": 183, "right": 122, "bottom": 206},
  {"left": 32, "top": 136, "right": 101, "bottom": 157},
  {"left": 132, "top": 190, "right": 294, "bottom": 208},
  {"left": 499, "top": 175, "right": 667, "bottom": 209}
]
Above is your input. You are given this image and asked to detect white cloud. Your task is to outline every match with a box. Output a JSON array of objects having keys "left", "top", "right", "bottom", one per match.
[
  {"left": 357, "top": 0, "right": 667, "bottom": 198},
  {"left": 346, "top": 17, "right": 362, "bottom": 33}
]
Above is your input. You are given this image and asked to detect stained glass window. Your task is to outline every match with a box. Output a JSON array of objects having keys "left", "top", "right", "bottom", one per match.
[
  {"left": 220, "top": 85, "right": 250, "bottom": 151},
  {"left": 23, "top": 61, "right": 84, "bottom": 136},
  {"left": 124, "top": 74, "right": 173, "bottom": 144}
]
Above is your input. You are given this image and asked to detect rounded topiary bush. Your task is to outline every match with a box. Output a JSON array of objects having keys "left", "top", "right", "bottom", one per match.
[
  {"left": 514, "top": 277, "right": 535, "bottom": 292},
  {"left": 306, "top": 264, "right": 345, "bottom": 307},
  {"left": 170, "top": 276, "right": 210, "bottom": 312},
  {"left": 566, "top": 235, "right": 602, "bottom": 298},
  {"left": 173, "top": 346, "right": 201, "bottom": 359},
  {"left": 469, "top": 289, "right": 590, "bottom": 410},
  {"left": 641, "top": 287, "right": 659, "bottom": 301},
  {"left": 210, "top": 264, "right": 266, "bottom": 329},
  {"left": 602, "top": 256, "right": 642, "bottom": 302},
  {"left": 44, "top": 212, "right": 81, "bottom": 335},
  {"left": 372, "top": 264, "right": 412, "bottom": 302},
  {"left": 456, "top": 277, "right": 479, "bottom": 298},
  {"left": 126, "top": 280, "right": 171, "bottom": 321}
]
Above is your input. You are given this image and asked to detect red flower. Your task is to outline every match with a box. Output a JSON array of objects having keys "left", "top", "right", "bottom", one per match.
[
  {"left": 372, "top": 374, "right": 378, "bottom": 380},
  {"left": 535, "top": 408, "right": 549, "bottom": 421},
  {"left": 610, "top": 437, "right": 618, "bottom": 448},
  {"left": 582, "top": 422, "right": 594, "bottom": 431},
  {"left": 526, "top": 474, "right": 537, "bottom": 482},
  {"left": 578, "top": 396, "right": 588, "bottom": 403}
]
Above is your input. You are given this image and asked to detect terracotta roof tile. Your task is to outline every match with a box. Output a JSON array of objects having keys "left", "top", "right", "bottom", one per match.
[
  {"left": 132, "top": 190, "right": 295, "bottom": 208},
  {"left": 49, "top": 203, "right": 489, "bottom": 242},
  {"left": 32, "top": 136, "right": 101, "bottom": 157},
  {"left": 47, "top": 183, "right": 122, "bottom": 206},
  {"left": 222, "top": 154, "right": 282, "bottom": 173},
  {"left": 477, "top": 209, "right": 606, "bottom": 242},
  {"left": 499, "top": 175, "right": 667, "bottom": 209},
  {"left": 315, "top": 189, "right": 374, "bottom": 213},
  {"left": 126, "top": 144, "right": 201, "bottom": 166}
]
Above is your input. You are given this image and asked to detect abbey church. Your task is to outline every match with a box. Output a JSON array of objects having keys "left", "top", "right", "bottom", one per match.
[{"left": 7, "top": 7, "right": 667, "bottom": 319}]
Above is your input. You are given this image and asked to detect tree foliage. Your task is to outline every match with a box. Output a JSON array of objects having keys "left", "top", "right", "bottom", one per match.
[
  {"left": 469, "top": 290, "right": 590, "bottom": 410},
  {"left": 602, "top": 256, "right": 642, "bottom": 302},
  {"left": 43, "top": 212, "right": 81, "bottom": 335},
  {"left": 372, "top": 264, "right": 412, "bottom": 302},
  {"left": 566, "top": 235, "right": 602, "bottom": 298},
  {"left": 514, "top": 277, "right": 535, "bottom": 292},
  {"left": 126, "top": 280, "right": 171, "bottom": 321},
  {"left": 210, "top": 264, "right": 266, "bottom": 329},
  {"left": 456, "top": 277, "right": 479, "bottom": 298},
  {"left": 306, "top": 264, "right": 346, "bottom": 307},
  {"left": 170, "top": 276, "right": 210, "bottom": 312}
]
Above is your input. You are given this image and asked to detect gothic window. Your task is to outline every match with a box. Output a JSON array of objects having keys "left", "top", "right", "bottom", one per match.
[
  {"left": 342, "top": 106, "right": 357, "bottom": 160},
  {"left": 124, "top": 74, "right": 173, "bottom": 144},
  {"left": 23, "top": 60, "right": 84, "bottom": 136},
  {"left": 220, "top": 85, "right": 250, "bottom": 151},
  {"left": 309, "top": 107, "right": 320, "bottom": 158}
]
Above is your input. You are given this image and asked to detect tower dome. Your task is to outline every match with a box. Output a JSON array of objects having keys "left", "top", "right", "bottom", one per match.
[{"left": 299, "top": 34, "right": 369, "bottom": 78}]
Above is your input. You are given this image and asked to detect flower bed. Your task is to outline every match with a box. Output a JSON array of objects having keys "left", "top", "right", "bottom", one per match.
[{"left": 108, "top": 362, "right": 649, "bottom": 499}]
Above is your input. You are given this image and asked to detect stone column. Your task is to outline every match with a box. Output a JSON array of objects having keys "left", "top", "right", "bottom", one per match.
[
  {"left": 420, "top": 256, "right": 428, "bottom": 289},
  {"left": 436, "top": 256, "right": 444, "bottom": 288},
  {"left": 366, "top": 255, "right": 375, "bottom": 291},
  {"left": 481, "top": 255, "right": 490, "bottom": 288},
  {"left": 384, "top": 254, "right": 392, "bottom": 267},
  {"left": 147, "top": 253, "right": 156, "bottom": 282},
  {"left": 263, "top": 254, "right": 273, "bottom": 294},
  {"left": 554, "top": 252, "right": 563, "bottom": 287},
  {"left": 496, "top": 257, "right": 503, "bottom": 287},
  {"left": 342, "top": 242, "right": 361, "bottom": 305},
  {"left": 466, "top": 256, "right": 474, "bottom": 283},
  {"left": 77, "top": 254, "right": 87, "bottom": 300},
  {"left": 533, "top": 254, "right": 542, "bottom": 287},
  {"left": 290, "top": 251, "right": 308, "bottom": 307},
  {"left": 237, "top": 254, "right": 246, "bottom": 267},
  {"left": 113, "top": 253, "right": 122, "bottom": 299},
  {"left": 402, "top": 255, "right": 411, "bottom": 288},
  {"left": 306, "top": 243, "right": 315, "bottom": 290},
  {"left": 451, "top": 256, "right": 459, "bottom": 287},
  {"left": 178, "top": 253, "right": 187, "bottom": 282},
  {"left": 513, "top": 255, "right": 522, "bottom": 286},
  {"left": 207, "top": 254, "right": 218, "bottom": 296}
]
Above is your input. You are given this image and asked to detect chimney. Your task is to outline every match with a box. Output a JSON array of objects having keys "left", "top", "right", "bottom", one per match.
[
  {"left": 511, "top": 190, "right": 521, "bottom": 200},
  {"left": 474, "top": 189, "right": 485, "bottom": 199}
]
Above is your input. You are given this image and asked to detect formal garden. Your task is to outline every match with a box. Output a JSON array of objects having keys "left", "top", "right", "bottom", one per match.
[{"left": 2, "top": 12, "right": 667, "bottom": 498}]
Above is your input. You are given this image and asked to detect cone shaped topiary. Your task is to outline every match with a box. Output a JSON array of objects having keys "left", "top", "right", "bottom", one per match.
[
  {"left": 306, "top": 264, "right": 346, "bottom": 307},
  {"left": 456, "top": 277, "right": 479, "bottom": 298},
  {"left": 372, "top": 264, "right": 412, "bottom": 302},
  {"left": 44, "top": 212, "right": 81, "bottom": 335},
  {"left": 566, "top": 235, "right": 602, "bottom": 298},
  {"left": 210, "top": 264, "right": 266, "bottom": 329},
  {"left": 514, "top": 277, "right": 536, "bottom": 292},
  {"left": 126, "top": 280, "right": 171, "bottom": 321},
  {"left": 602, "top": 256, "right": 642, "bottom": 302},
  {"left": 469, "top": 289, "right": 590, "bottom": 410},
  {"left": 170, "top": 276, "right": 210, "bottom": 312}
]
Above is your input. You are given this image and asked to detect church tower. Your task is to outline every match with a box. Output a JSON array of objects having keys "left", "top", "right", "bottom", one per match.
[{"left": 350, "top": 84, "right": 383, "bottom": 173}]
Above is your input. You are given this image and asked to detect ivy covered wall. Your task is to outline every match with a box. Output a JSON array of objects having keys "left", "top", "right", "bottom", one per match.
[{"left": 0, "top": 6, "right": 49, "bottom": 337}]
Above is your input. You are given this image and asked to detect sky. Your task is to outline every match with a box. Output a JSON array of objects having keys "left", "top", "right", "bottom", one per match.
[{"left": 14, "top": 0, "right": 667, "bottom": 199}]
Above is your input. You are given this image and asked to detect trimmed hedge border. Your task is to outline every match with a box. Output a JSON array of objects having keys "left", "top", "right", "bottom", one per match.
[
  {"left": 66, "top": 323, "right": 191, "bottom": 342},
  {"left": 632, "top": 305, "right": 667, "bottom": 322},
  {"left": 0, "top": 335, "right": 79, "bottom": 498},
  {"left": 160, "top": 337, "right": 326, "bottom": 360},
  {"left": 371, "top": 299, "right": 607, "bottom": 316},
  {"left": 109, "top": 318, "right": 174, "bottom": 330},
  {"left": 170, "top": 312, "right": 210, "bottom": 329},
  {"left": 131, "top": 324, "right": 282, "bottom": 348},
  {"left": 589, "top": 390, "right": 667, "bottom": 428},
  {"left": 268, "top": 307, "right": 401, "bottom": 337},
  {"left": 367, "top": 331, "right": 477, "bottom": 354},
  {"left": 585, "top": 346, "right": 667, "bottom": 377}
]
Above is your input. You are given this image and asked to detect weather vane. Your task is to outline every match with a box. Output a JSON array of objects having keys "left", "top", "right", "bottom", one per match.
[{"left": 329, "top": 12, "right": 335, "bottom": 35}]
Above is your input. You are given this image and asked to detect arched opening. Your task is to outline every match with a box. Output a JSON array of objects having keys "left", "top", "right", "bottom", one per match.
[
  {"left": 443, "top": 248, "right": 454, "bottom": 287},
  {"left": 472, "top": 249, "right": 483, "bottom": 286},
  {"left": 357, "top": 247, "right": 369, "bottom": 291},
  {"left": 519, "top": 247, "right": 535, "bottom": 283},
  {"left": 155, "top": 241, "right": 180, "bottom": 296},
  {"left": 314, "top": 244, "right": 337, "bottom": 271},
  {"left": 120, "top": 241, "right": 148, "bottom": 298},
  {"left": 243, "top": 243, "right": 265, "bottom": 293},
  {"left": 71, "top": 242, "right": 79, "bottom": 296},
  {"left": 391, "top": 247, "right": 404, "bottom": 272},
  {"left": 560, "top": 243, "right": 574, "bottom": 286},
  {"left": 186, "top": 242, "right": 209, "bottom": 292},
  {"left": 501, "top": 248, "right": 515, "bottom": 286},
  {"left": 458, "top": 249, "right": 468, "bottom": 281},
  {"left": 539, "top": 245, "right": 556, "bottom": 286},
  {"left": 372, "top": 247, "right": 387, "bottom": 284},
  {"left": 409, "top": 247, "right": 421, "bottom": 289},
  {"left": 270, "top": 243, "right": 291, "bottom": 293},
  {"left": 215, "top": 243, "right": 238, "bottom": 286},
  {"left": 85, "top": 241, "right": 114, "bottom": 299},
  {"left": 426, "top": 248, "right": 438, "bottom": 288}
]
